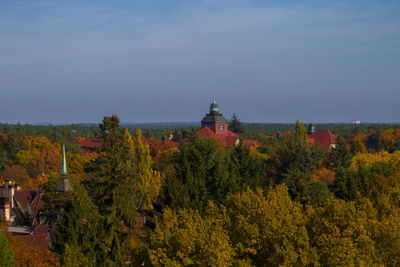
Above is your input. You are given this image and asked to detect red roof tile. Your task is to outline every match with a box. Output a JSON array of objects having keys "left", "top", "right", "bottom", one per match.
[
  {"left": 198, "top": 127, "right": 239, "bottom": 146},
  {"left": 79, "top": 137, "right": 100, "bottom": 154},
  {"left": 308, "top": 131, "right": 336, "bottom": 150}
]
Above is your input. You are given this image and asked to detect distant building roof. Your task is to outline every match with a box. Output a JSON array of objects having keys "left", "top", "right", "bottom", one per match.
[
  {"left": 79, "top": 137, "right": 100, "bottom": 154},
  {"left": 308, "top": 131, "right": 336, "bottom": 150}
]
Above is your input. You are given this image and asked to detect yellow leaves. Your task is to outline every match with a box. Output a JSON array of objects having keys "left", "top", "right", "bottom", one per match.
[
  {"left": 16, "top": 136, "right": 61, "bottom": 176},
  {"left": 249, "top": 146, "right": 269, "bottom": 160},
  {"left": 353, "top": 133, "right": 368, "bottom": 154},
  {"left": 350, "top": 151, "right": 400, "bottom": 171},
  {"left": 21, "top": 173, "right": 48, "bottom": 189},
  {"left": 312, "top": 168, "right": 335, "bottom": 184},
  {"left": 223, "top": 185, "right": 317, "bottom": 266},
  {"left": 147, "top": 207, "right": 235, "bottom": 266},
  {"left": 122, "top": 128, "right": 163, "bottom": 210}
]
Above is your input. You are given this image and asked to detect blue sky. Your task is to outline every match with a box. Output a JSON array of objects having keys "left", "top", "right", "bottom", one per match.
[{"left": 0, "top": 0, "right": 399, "bottom": 123}]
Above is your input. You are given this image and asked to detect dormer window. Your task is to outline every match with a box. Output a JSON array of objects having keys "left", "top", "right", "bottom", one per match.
[{"left": 219, "top": 125, "right": 224, "bottom": 130}]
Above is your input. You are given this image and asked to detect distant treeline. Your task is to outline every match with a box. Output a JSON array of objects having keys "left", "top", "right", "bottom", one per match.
[{"left": 1, "top": 122, "right": 400, "bottom": 142}]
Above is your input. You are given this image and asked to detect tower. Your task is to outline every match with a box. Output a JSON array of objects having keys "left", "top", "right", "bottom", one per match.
[
  {"left": 56, "top": 144, "right": 73, "bottom": 193},
  {"left": 201, "top": 96, "right": 228, "bottom": 134}
]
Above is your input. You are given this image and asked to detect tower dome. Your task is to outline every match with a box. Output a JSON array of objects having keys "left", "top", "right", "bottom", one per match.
[{"left": 209, "top": 96, "right": 219, "bottom": 114}]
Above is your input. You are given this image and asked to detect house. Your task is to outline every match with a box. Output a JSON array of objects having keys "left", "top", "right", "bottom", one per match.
[
  {"left": 307, "top": 124, "right": 336, "bottom": 150},
  {"left": 198, "top": 97, "right": 239, "bottom": 146}
]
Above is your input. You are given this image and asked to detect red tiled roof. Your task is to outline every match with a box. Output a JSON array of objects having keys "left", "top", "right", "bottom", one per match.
[
  {"left": 198, "top": 127, "right": 239, "bottom": 146},
  {"left": 80, "top": 137, "right": 100, "bottom": 148},
  {"left": 308, "top": 131, "right": 336, "bottom": 150},
  {"left": 79, "top": 137, "right": 100, "bottom": 154},
  {"left": 198, "top": 127, "right": 216, "bottom": 138}
]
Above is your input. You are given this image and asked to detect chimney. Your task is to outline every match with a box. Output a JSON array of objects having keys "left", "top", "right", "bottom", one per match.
[{"left": 0, "top": 197, "right": 10, "bottom": 222}]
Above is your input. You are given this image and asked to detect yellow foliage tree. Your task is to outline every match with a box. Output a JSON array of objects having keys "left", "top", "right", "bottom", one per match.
[
  {"left": 223, "top": 185, "right": 318, "bottom": 266},
  {"left": 352, "top": 133, "right": 368, "bottom": 154},
  {"left": 16, "top": 137, "right": 61, "bottom": 177},
  {"left": 350, "top": 151, "right": 400, "bottom": 171},
  {"left": 312, "top": 168, "right": 335, "bottom": 184},
  {"left": 137, "top": 207, "right": 235, "bottom": 266},
  {"left": 124, "top": 129, "right": 163, "bottom": 210}
]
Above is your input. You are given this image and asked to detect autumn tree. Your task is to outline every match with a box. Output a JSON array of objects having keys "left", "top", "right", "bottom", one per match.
[
  {"left": 125, "top": 129, "right": 162, "bottom": 210},
  {"left": 295, "top": 119, "right": 309, "bottom": 147},
  {"left": 134, "top": 207, "right": 235, "bottom": 266},
  {"left": 223, "top": 185, "right": 318, "bottom": 266},
  {"left": 0, "top": 231, "right": 14, "bottom": 267},
  {"left": 0, "top": 165, "right": 30, "bottom": 185},
  {"left": 16, "top": 136, "right": 61, "bottom": 179}
]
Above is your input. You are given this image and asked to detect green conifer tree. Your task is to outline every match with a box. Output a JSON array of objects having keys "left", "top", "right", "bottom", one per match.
[{"left": 228, "top": 113, "right": 245, "bottom": 135}]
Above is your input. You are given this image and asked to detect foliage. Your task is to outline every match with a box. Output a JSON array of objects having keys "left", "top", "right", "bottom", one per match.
[
  {"left": 0, "top": 231, "right": 14, "bottom": 267},
  {"left": 295, "top": 120, "right": 309, "bottom": 147},
  {"left": 228, "top": 113, "right": 245, "bottom": 135},
  {"left": 136, "top": 207, "right": 235, "bottom": 266}
]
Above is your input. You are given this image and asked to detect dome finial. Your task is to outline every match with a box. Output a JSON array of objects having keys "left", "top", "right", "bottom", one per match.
[{"left": 212, "top": 94, "right": 216, "bottom": 104}]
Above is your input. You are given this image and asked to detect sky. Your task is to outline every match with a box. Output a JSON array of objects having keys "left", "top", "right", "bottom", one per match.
[{"left": 0, "top": 0, "right": 399, "bottom": 124}]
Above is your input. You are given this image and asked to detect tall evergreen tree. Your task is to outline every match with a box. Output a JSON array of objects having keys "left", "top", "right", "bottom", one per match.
[
  {"left": 228, "top": 113, "right": 244, "bottom": 135},
  {"left": 85, "top": 115, "right": 139, "bottom": 264},
  {"left": 325, "top": 137, "right": 352, "bottom": 170}
]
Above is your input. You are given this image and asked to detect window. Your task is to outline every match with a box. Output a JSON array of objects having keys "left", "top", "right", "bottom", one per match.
[{"left": 219, "top": 125, "right": 224, "bottom": 130}]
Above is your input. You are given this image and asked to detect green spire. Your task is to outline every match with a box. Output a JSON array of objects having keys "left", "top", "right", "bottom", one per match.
[
  {"left": 61, "top": 144, "right": 67, "bottom": 175},
  {"left": 212, "top": 94, "right": 216, "bottom": 104}
]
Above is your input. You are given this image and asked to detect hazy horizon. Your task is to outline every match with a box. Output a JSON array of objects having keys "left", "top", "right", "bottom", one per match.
[{"left": 1, "top": 0, "right": 399, "bottom": 124}]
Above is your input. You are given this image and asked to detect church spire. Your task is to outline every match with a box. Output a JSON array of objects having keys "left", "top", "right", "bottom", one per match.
[
  {"left": 56, "top": 144, "right": 73, "bottom": 193},
  {"left": 61, "top": 144, "right": 67, "bottom": 175}
]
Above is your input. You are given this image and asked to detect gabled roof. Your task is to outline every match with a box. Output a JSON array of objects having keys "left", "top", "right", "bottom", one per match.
[
  {"left": 14, "top": 190, "right": 38, "bottom": 210},
  {"left": 308, "top": 131, "right": 336, "bottom": 150}
]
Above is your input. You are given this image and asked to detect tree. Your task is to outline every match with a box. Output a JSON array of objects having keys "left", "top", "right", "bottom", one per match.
[
  {"left": 84, "top": 115, "right": 163, "bottom": 264},
  {"left": 85, "top": 115, "right": 139, "bottom": 264},
  {"left": 135, "top": 207, "right": 235, "bottom": 266},
  {"left": 40, "top": 174, "right": 101, "bottom": 266},
  {"left": 352, "top": 133, "right": 368, "bottom": 154},
  {"left": 1, "top": 165, "right": 30, "bottom": 185},
  {"left": 223, "top": 185, "right": 318, "bottom": 266},
  {"left": 0, "top": 231, "right": 14, "bottom": 267},
  {"left": 16, "top": 136, "right": 61, "bottom": 178},
  {"left": 325, "top": 137, "right": 352, "bottom": 170},
  {"left": 307, "top": 198, "right": 377, "bottom": 266},
  {"left": 228, "top": 113, "right": 244, "bottom": 135},
  {"left": 123, "top": 128, "right": 162, "bottom": 210},
  {"left": 161, "top": 135, "right": 236, "bottom": 211},
  {"left": 295, "top": 120, "right": 309, "bottom": 147}
]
